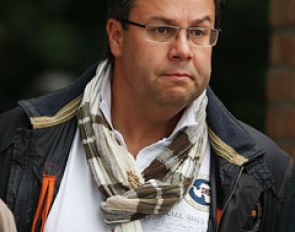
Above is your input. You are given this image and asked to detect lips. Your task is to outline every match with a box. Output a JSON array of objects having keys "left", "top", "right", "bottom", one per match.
[
  {"left": 166, "top": 73, "right": 191, "bottom": 77},
  {"left": 162, "top": 71, "right": 193, "bottom": 80}
]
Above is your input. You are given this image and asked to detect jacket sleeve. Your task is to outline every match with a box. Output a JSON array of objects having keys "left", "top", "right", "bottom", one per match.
[{"left": 0, "top": 106, "right": 30, "bottom": 201}]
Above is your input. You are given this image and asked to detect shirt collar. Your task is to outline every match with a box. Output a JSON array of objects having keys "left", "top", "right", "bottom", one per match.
[{"left": 100, "top": 66, "right": 113, "bottom": 128}]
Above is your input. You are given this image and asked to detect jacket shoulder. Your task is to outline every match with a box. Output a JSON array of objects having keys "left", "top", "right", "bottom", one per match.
[
  {"left": 239, "top": 122, "right": 291, "bottom": 161},
  {"left": 239, "top": 121, "right": 293, "bottom": 187}
]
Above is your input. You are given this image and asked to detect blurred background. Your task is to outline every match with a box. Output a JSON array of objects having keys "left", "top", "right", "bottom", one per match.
[{"left": 0, "top": 0, "right": 270, "bottom": 131}]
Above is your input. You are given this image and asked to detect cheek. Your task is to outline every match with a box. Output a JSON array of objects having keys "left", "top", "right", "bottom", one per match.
[
  {"left": 131, "top": 46, "right": 166, "bottom": 74},
  {"left": 194, "top": 49, "right": 212, "bottom": 75}
]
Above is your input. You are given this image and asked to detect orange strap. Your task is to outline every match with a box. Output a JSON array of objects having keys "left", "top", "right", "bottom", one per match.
[
  {"left": 216, "top": 208, "right": 222, "bottom": 225},
  {"left": 31, "top": 175, "right": 56, "bottom": 232}
]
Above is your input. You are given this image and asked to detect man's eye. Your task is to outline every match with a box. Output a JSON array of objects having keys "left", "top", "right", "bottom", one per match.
[
  {"left": 191, "top": 29, "right": 206, "bottom": 37},
  {"left": 153, "top": 26, "right": 173, "bottom": 35}
]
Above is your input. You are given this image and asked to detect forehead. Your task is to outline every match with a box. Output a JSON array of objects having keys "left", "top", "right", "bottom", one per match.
[{"left": 130, "top": 0, "right": 215, "bottom": 24}]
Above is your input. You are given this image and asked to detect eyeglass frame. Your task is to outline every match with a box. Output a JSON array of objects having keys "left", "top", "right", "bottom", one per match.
[{"left": 120, "top": 19, "right": 221, "bottom": 47}]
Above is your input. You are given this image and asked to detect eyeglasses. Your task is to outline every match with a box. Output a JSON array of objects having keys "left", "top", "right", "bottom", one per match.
[{"left": 121, "top": 19, "right": 220, "bottom": 47}]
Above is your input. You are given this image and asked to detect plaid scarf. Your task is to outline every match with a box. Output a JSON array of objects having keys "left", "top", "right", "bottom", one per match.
[{"left": 77, "top": 60, "right": 208, "bottom": 232}]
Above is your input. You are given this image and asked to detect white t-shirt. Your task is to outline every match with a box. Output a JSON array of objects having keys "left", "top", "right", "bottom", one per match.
[{"left": 44, "top": 129, "right": 211, "bottom": 232}]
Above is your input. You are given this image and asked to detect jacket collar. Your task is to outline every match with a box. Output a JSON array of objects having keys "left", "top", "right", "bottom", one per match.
[
  {"left": 206, "top": 87, "right": 265, "bottom": 162},
  {"left": 19, "top": 62, "right": 265, "bottom": 163},
  {"left": 18, "top": 63, "right": 274, "bottom": 191},
  {"left": 19, "top": 63, "right": 265, "bottom": 163}
]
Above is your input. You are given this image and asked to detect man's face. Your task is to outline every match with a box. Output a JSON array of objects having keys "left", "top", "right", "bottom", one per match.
[{"left": 109, "top": 0, "right": 215, "bottom": 109}]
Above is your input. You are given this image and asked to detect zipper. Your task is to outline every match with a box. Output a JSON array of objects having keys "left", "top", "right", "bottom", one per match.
[{"left": 217, "top": 166, "right": 244, "bottom": 232}]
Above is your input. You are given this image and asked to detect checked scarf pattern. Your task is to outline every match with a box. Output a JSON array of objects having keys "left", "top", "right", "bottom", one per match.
[{"left": 77, "top": 60, "right": 208, "bottom": 232}]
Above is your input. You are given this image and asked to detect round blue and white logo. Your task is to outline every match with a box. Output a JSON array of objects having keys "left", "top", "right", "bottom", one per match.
[{"left": 185, "top": 174, "right": 210, "bottom": 211}]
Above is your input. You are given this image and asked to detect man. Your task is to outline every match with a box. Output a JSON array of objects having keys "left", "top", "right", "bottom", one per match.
[{"left": 0, "top": 0, "right": 293, "bottom": 231}]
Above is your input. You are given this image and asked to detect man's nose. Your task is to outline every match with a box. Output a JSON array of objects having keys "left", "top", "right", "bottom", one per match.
[{"left": 168, "top": 30, "right": 193, "bottom": 61}]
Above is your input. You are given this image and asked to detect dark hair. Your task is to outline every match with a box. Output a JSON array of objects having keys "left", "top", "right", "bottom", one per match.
[
  {"left": 106, "top": 0, "right": 221, "bottom": 63},
  {"left": 107, "top": 0, "right": 135, "bottom": 24}
]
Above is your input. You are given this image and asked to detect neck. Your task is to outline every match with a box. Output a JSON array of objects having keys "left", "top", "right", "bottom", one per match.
[{"left": 112, "top": 99, "right": 184, "bottom": 157}]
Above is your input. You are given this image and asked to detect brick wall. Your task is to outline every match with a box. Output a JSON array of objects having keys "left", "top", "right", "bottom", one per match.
[{"left": 267, "top": 0, "right": 295, "bottom": 159}]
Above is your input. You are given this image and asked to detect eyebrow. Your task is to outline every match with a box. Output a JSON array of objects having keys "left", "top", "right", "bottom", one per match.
[
  {"left": 192, "top": 16, "right": 212, "bottom": 24},
  {"left": 147, "top": 15, "right": 212, "bottom": 25}
]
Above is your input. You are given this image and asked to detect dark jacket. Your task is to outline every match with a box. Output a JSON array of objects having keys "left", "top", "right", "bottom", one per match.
[{"left": 0, "top": 63, "right": 293, "bottom": 232}]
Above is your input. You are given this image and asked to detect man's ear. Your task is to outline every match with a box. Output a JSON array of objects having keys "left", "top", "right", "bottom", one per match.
[{"left": 106, "top": 19, "right": 124, "bottom": 58}]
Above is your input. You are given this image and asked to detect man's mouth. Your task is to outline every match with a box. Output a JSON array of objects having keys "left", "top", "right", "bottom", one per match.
[{"left": 162, "top": 72, "right": 193, "bottom": 80}]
